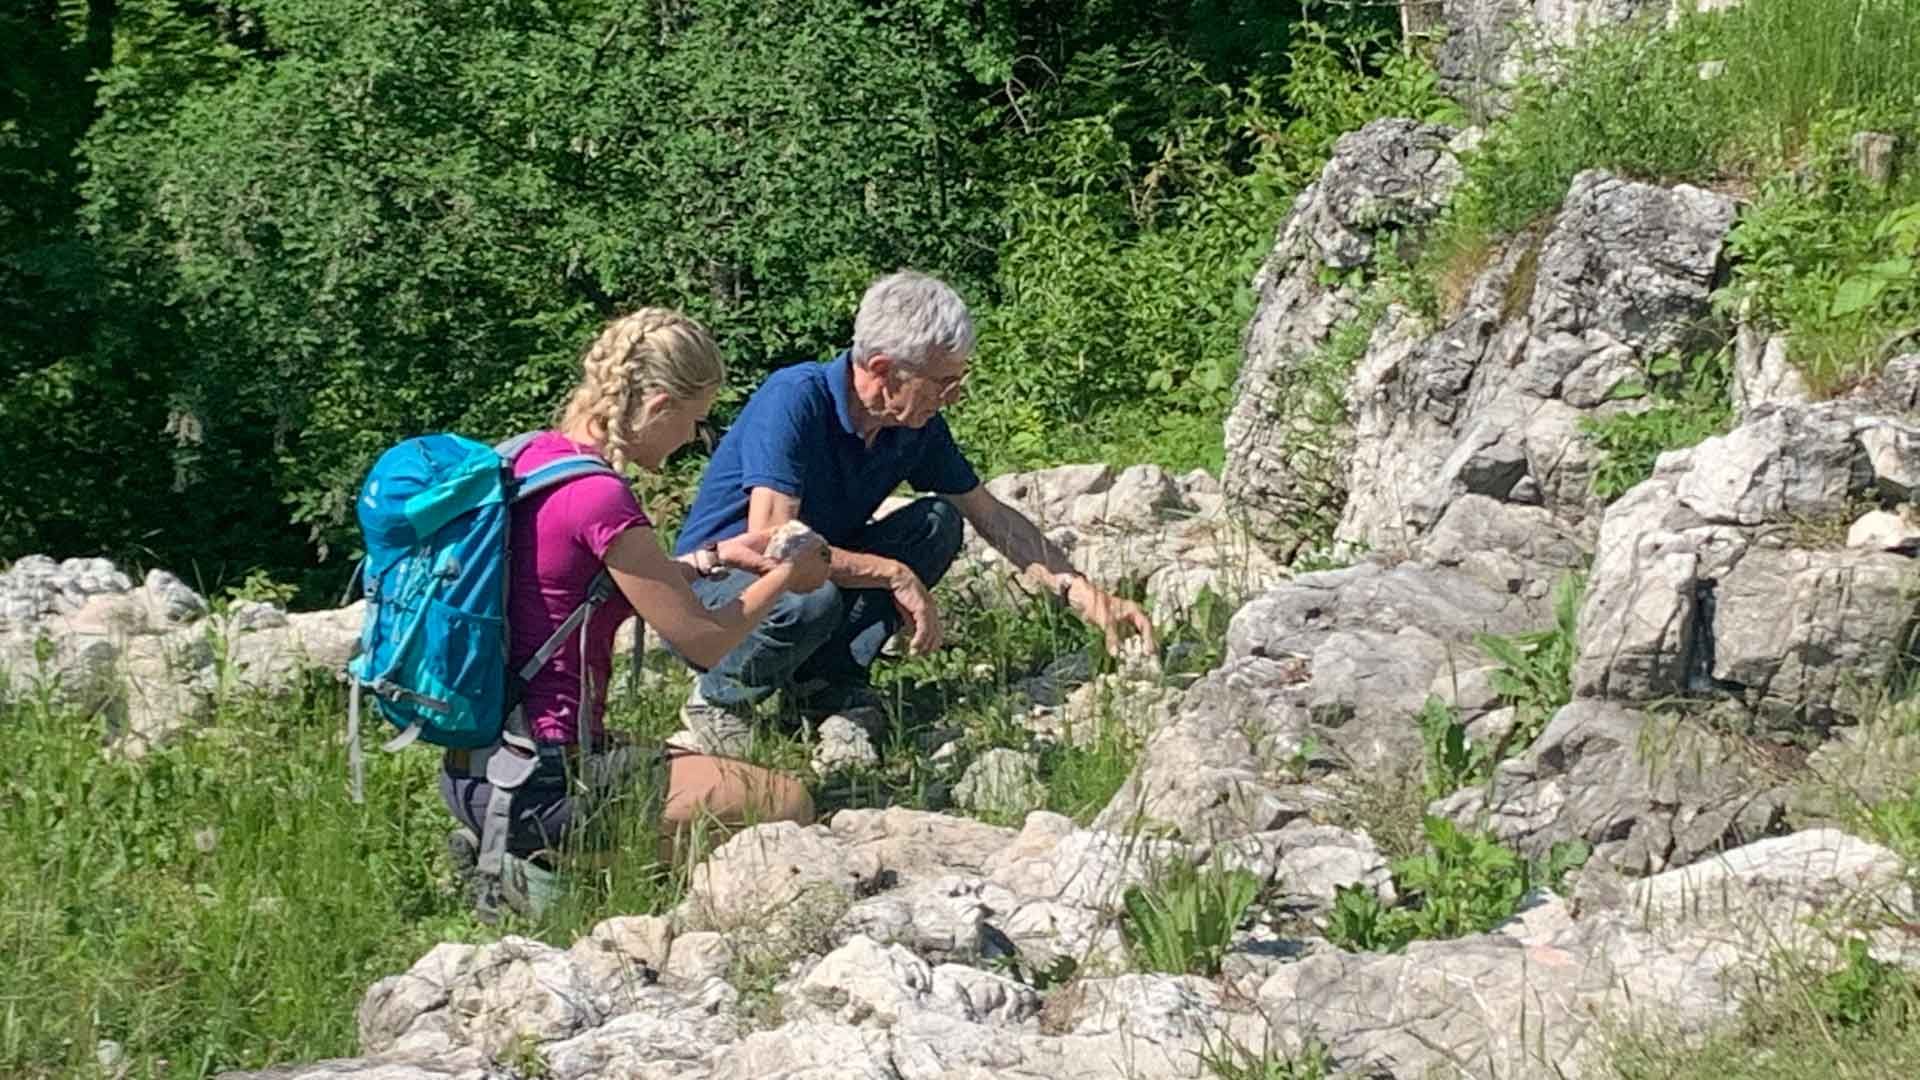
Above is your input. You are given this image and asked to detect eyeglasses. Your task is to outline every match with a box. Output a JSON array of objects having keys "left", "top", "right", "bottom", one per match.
[
  {"left": 694, "top": 419, "right": 718, "bottom": 454},
  {"left": 928, "top": 372, "right": 968, "bottom": 404}
]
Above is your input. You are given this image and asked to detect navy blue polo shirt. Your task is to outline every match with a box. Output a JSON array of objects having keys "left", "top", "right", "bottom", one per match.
[{"left": 674, "top": 351, "right": 981, "bottom": 554}]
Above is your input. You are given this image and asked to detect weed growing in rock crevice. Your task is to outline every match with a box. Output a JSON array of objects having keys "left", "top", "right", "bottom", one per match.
[
  {"left": 1583, "top": 350, "right": 1734, "bottom": 502},
  {"left": 1419, "top": 695, "right": 1493, "bottom": 800},
  {"left": 1200, "top": 1030, "right": 1334, "bottom": 1080},
  {"left": 1324, "top": 816, "right": 1589, "bottom": 954},
  {"left": 1475, "top": 573, "right": 1584, "bottom": 756},
  {"left": 1120, "top": 859, "right": 1262, "bottom": 977}
]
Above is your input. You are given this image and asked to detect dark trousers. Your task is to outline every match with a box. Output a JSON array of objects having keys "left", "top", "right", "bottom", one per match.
[{"left": 686, "top": 497, "right": 964, "bottom": 709}]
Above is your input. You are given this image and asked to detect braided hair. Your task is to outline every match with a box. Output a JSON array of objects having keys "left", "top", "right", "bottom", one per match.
[{"left": 556, "top": 308, "right": 724, "bottom": 472}]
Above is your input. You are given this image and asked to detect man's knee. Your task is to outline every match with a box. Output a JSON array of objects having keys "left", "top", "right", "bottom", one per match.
[
  {"left": 922, "top": 498, "right": 964, "bottom": 563},
  {"left": 763, "top": 581, "right": 844, "bottom": 641},
  {"left": 896, "top": 497, "right": 963, "bottom": 584}
]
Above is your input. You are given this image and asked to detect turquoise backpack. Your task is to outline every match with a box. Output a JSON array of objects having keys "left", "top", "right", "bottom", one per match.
[{"left": 345, "top": 431, "right": 618, "bottom": 880}]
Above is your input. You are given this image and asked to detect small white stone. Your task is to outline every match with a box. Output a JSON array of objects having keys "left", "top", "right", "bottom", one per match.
[
  {"left": 1847, "top": 510, "right": 1920, "bottom": 553},
  {"left": 812, "top": 715, "right": 880, "bottom": 777}
]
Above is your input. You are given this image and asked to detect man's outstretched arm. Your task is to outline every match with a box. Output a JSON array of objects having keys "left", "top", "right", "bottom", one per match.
[{"left": 945, "top": 485, "right": 1157, "bottom": 653}]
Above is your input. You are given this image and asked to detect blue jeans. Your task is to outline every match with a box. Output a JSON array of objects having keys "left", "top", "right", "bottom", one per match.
[{"left": 686, "top": 497, "right": 964, "bottom": 710}]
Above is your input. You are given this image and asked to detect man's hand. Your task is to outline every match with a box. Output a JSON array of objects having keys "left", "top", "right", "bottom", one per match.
[
  {"left": 1068, "top": 580, "right": 1158, "bottom": 656},
  {"left": 780, "top": 542, "right": 832, "bottom": 593},
  {"left": 715, "top": 530, "right": 779, "bottom": 575},
  {"left": 890, "top": 570, "right": 944, "bottom": 654}
]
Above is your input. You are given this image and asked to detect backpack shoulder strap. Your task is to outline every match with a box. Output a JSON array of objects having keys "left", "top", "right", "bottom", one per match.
[
  {"left": 515, "top": 455, "right": 620, "bottom": 502},
  {"left": 494, "top": 431, "right": 622, "bottom": 502},
  {"left": 493, "top": 430, "right": 545, "bottom": 462}
]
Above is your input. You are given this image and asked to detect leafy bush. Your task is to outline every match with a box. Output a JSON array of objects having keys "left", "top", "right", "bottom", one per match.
[
  {"left": 1584, "top": 350, "right": 1734, "bottom": 501},
  {"left": 1475, "top": 574, "right": 1583, "bottom": 755},
  {"left": 1722, "top": 157, "right": 1920, "bottom": 390},
  {"left": 963, "top": 18, "right": 1456, "bottom": 475},
  {"left": 1120, "top": 859, "right": 1261, "bottom": 976},
  {"left": 1324, "top": 817, "right": 1590, "bottom": 953}
]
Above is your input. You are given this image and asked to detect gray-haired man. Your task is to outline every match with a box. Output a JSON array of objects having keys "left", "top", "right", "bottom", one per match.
[{"left": 672, "top": 271, "right": 1155, "bottom": 739}]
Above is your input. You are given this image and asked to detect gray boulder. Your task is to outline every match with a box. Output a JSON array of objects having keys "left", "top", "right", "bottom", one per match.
[
  {"left": 1338, "top": 171, "right": 1739, "bottom": 559},
  {"left": 1095, "top": 561, "right": 1545, "bottom": 845},
  {"left": 1434, "top": 702, "right": 1789, "bottom": 877},
  {"left": 1224, "top": 118, "right": 1463, "bottom": 552},
  {"left": 1574, "top": 402, "right": 1920, "bottom": 726},
  {"left": 1257, "top": 828, "right": 1914, "bottom": 1079},
  {"left": 1435, "top": 0, "right": 1674, "bottom": 117},
  {"left": 1229, "top": 561, "right": 1546, "bottom": 772}
]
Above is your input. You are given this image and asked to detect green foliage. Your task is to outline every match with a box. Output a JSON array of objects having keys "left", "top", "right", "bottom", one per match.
[
  {"left": 1702, "top": 0, "right": 1920, "bottom": 161},
  {"left": 1864, "top": 784, "right": 1920, "bottom": 865},
  {"left": 219, "top": 568, "right": 302, "bottom": 609},
  {"left": 1475, "top": 574, "right": 1583, "bottom": 755},
  {"left": 1722, "top": 153, "right": 1920, "bottom": 390},
  {"left": 1324, "top": 817, "right": 1590, "bottom": 954},
  {"left": 1830, "top": 205, "right": 1920, "bottom": 319},
  {"left": 1463, "top": 0, "right": 1920, "bottom": 236},
  {"left": 1325, "top": 881, "right": 1404, "bottom": 953},
  {"left": 80, "top": 0, "right": 1019, "bottom": 568},
  {"left": 1584, "top": 350, "right": 1734, "bottom": 501},
  {"left": 1435, "top": 19, "right": 1729, "bottom": 259},
  {"left": 1418, "top": 694, "right": 1493, "bottom": 799},
  {"left": 1040, "top": 718, "right": 1144, "bottom": 824},
  {"left": 961, "top": 16, "right": 1455, "bottom": 475},
  {"left": 1162, "top": 584, "right": 1233, "bottom": 676},
  {"left": 0, "top": 0, "right": 1463, "bottom": 594},
  {"left": 1390, "top": 817, "right": 1533, "bottom": 940},
  {"left": 1811, "top": 939, "right": 1915, "bottom": 1030},
  {"left": 0, "top": 690, "right": 481, "bottom": 1075},
  {"left": 1120, "top": 858, "right": 1261, "bottom": 976}
]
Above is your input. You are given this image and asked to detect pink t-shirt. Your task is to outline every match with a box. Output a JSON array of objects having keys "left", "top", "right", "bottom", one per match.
[{"left": 509, "top": 432, "right": 649, "bottom": 744}]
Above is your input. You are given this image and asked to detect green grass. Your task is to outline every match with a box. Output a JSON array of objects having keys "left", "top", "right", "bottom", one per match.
[
  {"left": 0, "top": 682, "right": 482, "bottom": 1077},
  {"left": 1607, "top": 942, "right": 1920, "bottom": 1079},
  {"left": 1199, "top": 1032, "right": 1334, "bottom": 1080}
]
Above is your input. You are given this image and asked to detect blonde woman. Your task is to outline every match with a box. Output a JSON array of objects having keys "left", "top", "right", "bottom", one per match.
[{"left": 441, "top": 308, "right": 827, "bottom": 919}]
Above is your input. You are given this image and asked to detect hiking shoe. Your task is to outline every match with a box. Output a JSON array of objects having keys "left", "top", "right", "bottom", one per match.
[
  {"left": 678, "top": 687, "right": 755, "bottom": 757},
  {"left": 467, "top": 852, "right": 560, "bottom": 925},
  {"left": 788, "top": 678, "right": 889, "bottom": 720},
  {"left": 446, "top": 827, "right": 479, "bottom": 887}
]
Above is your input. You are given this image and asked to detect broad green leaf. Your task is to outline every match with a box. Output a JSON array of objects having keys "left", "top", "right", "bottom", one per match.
[{"left": 1831, "top": 275, "right": 1889, "bottom": 318}]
